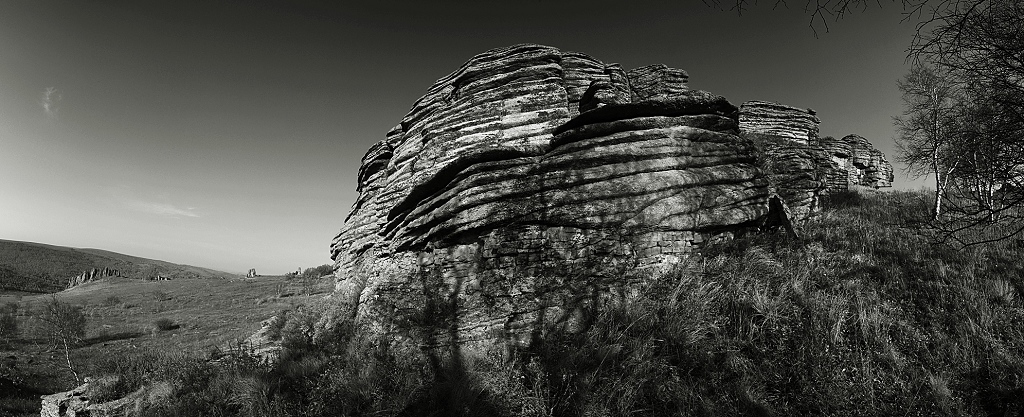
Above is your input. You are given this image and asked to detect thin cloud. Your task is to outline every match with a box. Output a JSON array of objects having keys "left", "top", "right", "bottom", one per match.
[
  {"left": 126, "top": 200, "right": 200, "bottom": 218},
  {"left": 108, "top": 186, "right": 201, "bottom": 218},
  {"left": 41, "top": 87, "right": 62, "bottom": 118}
]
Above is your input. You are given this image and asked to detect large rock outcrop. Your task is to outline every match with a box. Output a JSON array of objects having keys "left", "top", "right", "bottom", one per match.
[
  {"left": 66, "top": 267, "right": 122, "bottom": 289},
  {"left": 328, "top": 44, "right": 894, "bottom": 350},
  {"left": 330, "top": 44, "right": 770, "bottom": 347},
  {"left": 737, "top": 101, "right": 894, "bottom": 221}
]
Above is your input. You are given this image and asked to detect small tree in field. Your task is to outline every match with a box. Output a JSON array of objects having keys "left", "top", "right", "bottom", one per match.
[
  {"left": 895, "top": 63, "right": 960, "bottom": 220},
  {"left": 0, "top": 302, "right": 19, "bottom": 347},
  {"left": 38, "top": 296, "right": 86, "bottom": 382}
]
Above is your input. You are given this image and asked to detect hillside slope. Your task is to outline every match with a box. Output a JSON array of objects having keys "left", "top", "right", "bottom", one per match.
[{"left": 0, "top": 240, "right": 236, "bottom": 293}]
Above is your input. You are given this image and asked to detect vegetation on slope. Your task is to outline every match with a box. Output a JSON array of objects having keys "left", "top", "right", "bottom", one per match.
[
  {"left": 0, "top": 240, "right": 237, "bottom": 293},
  {"left": 9, "top": 188, "right": 1024, "bottom": 416},
  {"left": 0, "top": 274, "right": 332, "bottom": 417}
]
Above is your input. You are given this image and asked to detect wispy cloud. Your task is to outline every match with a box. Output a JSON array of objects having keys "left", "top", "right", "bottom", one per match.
[
  {"left": 125, "top": 200, "right": 200, "bottom": 218},
  {"left": 41, "top": 87, "right": 62, "bottom": 118},
  {"left": 108, "top": 186, "right": 200, "bottom": 218}
]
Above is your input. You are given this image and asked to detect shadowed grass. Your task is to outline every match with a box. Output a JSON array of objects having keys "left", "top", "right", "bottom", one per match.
[{"left": 21, "top": 188, "right": 1024, "bottom": 416}]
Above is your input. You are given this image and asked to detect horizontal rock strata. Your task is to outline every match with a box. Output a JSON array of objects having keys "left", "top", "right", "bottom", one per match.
[
  {"left": 835, "top": 134, "right": 894, "bottom": 188},
  {"left": 67, "top": 267, "right": 121, "bottom": 289},
  {"left": 331, "top": 44, "right": 769, "bottom": 347},
  {"left": 330, "top": 45, "right": 896, "bottom": 353},
  {"left": 738, "top": 101, "right": 820, "bottom": 145},
  {"left": 738, "top": 101, "right": 894, "bottom": 222}
]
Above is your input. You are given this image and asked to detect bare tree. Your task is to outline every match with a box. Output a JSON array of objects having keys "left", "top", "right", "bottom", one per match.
[
  {"left": 0, "top": 302, "right": 18, "bottom": 347},
  {"left": 38, "top": 296, "right": 86, "bottom": 383},
  {"left": 934, "top": 82, "right": 1024, "bottom": 245},
  {"left": 712, "top": 0, "right": 1024, "bottom": 244},
  {"left": 895, "top": 64, "right": 960, "bottom": 219}
]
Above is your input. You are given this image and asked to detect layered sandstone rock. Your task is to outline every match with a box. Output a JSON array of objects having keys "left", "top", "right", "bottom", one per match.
[
  {"left": 330, "top": 44, "right": 769, "bottom": 347},
  {"left": 40, "top": 379, "right": 172, "bottom": 417},
  {"left": 328, "top": 45, "right": 895, "bottom": 352},
  {"left": 738, "top": 101, "right": 894, "bottom": 222},
  {"left": 839, "top": 134, "right": 894, "bottom": 188},
  {"left": 738, "top": 101, "right": 820, "bottom": 145},
  {"left": 66, "top": 267, "right": 121, "bottom": 289},
  {"left": 738, "top": 101, "right": 830, "bottom": 221}
]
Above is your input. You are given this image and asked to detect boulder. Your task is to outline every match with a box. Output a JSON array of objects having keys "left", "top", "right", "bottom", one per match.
[
  {"left": 327, "top": 45, "right": 895, "bottom": 354},
  {"left": 738, "top": 101, "right": 894, "bottom": 222},
  {"left": 329, "top": 44, "right": 769, "bottom": 349},
  {"left": 738, "top": 100, "right": 820, "bottom": 145}
]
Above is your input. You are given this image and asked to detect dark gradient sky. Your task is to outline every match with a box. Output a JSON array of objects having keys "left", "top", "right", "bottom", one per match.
[{"left": 1, "top": 1, "right": 923, "bottom": 273}]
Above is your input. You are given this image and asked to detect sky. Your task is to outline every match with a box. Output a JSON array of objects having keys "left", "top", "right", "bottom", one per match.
[{"left": 0, "top": 0, "right": 928, "bottom": 274}]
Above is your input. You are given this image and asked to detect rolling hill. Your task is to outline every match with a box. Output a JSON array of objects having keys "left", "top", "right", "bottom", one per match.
[{"left": 0, "top": 239, "right": 237, "bottom": 293}]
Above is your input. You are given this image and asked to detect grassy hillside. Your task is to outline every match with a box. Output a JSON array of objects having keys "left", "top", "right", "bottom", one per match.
[
  {"left": 0, "top": 274, "right": 334, "bottom": 417},
  {"left": 5, "top": 188, "right": 1024, "bottom": 416},
  {"left": 0, "top": 240, "right": 237, "bottom": 293},
  {"left": 108, "top": 188, "right": 1023, "bottom": 417}
]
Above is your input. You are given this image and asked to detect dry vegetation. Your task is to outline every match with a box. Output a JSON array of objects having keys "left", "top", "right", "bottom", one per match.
[
  {"left": 0, "top": 275, "right": 333, "bottom": 417},
  {"left": 4, "top": 188, "right": 1024, "bottom": 416}
]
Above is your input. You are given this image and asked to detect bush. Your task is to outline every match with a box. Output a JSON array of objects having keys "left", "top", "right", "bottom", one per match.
[
  {"left": 0, "top": 302, "right": 18, "bottom": 344},
  {"left": 152, "top": 318, "right": 176, "bottom": 332},
  {"left": 101, "top": 295, "right": 122, "bottom": 307},
  {"left": 0, "top": 313, "right": 17, "bottom": 345}
]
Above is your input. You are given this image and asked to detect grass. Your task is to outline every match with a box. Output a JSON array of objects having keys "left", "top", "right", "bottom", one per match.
[
  {"left": 5, "top": 188, "right": 1024, "bottom": 416},
  {"left": 0, "top": 274, "right": 334, "bottom": 417}
]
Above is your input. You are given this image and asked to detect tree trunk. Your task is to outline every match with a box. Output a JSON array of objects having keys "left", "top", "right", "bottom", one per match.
[
  {"left": 63, "top": 336, "right": 79, "bottom": 383},
  {"left": 932, "top": 147, "right": 943, "bottom": 220}
]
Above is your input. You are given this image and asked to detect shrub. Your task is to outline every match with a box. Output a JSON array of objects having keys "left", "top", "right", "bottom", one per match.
[
  {"left": 152, "top": 318, "right": 175, "bottom": 332},
  {"left": 0, "top": 302, "right": 18, "bottom": 344},
  {"left": 36, "top": 296, "right": 87, "bottom": 382},
  {"left": 101, "top": 295, "right": 122, "bottom": 307},
  {"left": 0, "top": 313, "right": 17, "bottom": 345}
]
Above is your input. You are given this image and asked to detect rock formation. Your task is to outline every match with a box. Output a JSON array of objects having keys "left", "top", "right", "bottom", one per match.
[
  {"left": 246, "top": 268, "right": 258, "bottom": 278},
  {"left": 41, "top": 379, "right": 172, "bottom": 417},
  {"left": 328, "top": 44, "right": 893, "bottom": 350},
  {"left": 738, "top": 101, "right": 820, "bottom": 145},
  {"left": 66, "top": 267, "right": 121, "bottom": 289},
  {"left": 831, "top": 134, "right": 895, "bottom": 188},
  {"left": 737, "top": 101, "right": 894, "bottom": 221}
]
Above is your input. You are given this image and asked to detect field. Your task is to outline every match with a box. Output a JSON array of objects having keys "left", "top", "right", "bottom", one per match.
[{"left": 0, "top": 274, "right": 333, "bottom": 417}]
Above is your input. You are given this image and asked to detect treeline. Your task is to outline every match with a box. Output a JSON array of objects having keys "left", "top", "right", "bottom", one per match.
[{"left": 284, "top": 264, "right": 334, "bottom": 280}]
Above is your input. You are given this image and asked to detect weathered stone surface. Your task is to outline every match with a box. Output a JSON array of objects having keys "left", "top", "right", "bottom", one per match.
[
  {"left": 328, "top": 45, "right": 898, "bottom": 354},
  {"left": 330, "top": 44, "right": 769, "bottom": 348},
  {"left": 838, "top": 134, "right": 894, "bottom": 188},
  {"left": 40, "top": 379, "right": 171, "bottom": 417},
  {"left": 40, "top": 383, "right": 89, "bottom": 417},
  {"left": 738, "top": 101, "right": 820, "bottom": 145},
  {"left": 739, "top": 101, "right": 830, "bottom": 222},
  {"left": 66, "top": 267, "right": 121, "bottom": 289},
  {"left": 738, "top": 101, "right": 894, "bottom": 222},
  {"left": 627, "top": 64, "right": 689, "bottom": 102}
]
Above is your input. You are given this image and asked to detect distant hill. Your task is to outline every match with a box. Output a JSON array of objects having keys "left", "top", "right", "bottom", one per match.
[{"left": 0, "top": 239, "right": 236, "bottom": 293}]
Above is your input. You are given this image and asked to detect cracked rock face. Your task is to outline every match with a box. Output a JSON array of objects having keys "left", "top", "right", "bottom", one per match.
[
  {"left": 738, "top": 101, "right": 894, "bottom": 222},
  {"left": 329, "top": 44, "right": 769, "bottom": 346},
  {"left": 328, "top": 45, "right": 895, "bottom": 350}
]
